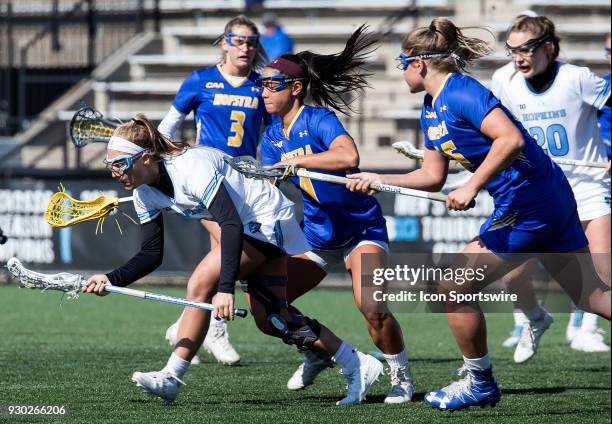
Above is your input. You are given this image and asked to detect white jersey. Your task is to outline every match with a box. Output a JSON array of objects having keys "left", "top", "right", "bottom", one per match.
[
  {"left": 132, "top": 147, "right": 308, "bottom": 253},
  {"left": 493, "top": 62, "right": 611, "bottom": 220},
  {"left": 491, "top": 61, "right": 517, "bottom": 99}
]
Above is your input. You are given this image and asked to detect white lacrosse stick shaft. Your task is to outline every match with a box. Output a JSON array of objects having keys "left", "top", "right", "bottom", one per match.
[
  {"left": 6, "top": 258, "right": 247, "bottom": 317},
  {"left": 98, "top": 285, "right": 246, "bottom": 317},
  {"left": 393, "top": 141, "right": 609, "bottom": 169},
  {"left": 292, "top": 168, "right": 448, "bottom": 202}
]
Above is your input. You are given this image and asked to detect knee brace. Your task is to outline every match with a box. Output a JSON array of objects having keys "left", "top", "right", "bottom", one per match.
[
  {"left": 245, "top": 281, "right": 321, "bottom": 351},
  {"left": 283, "top": 315, "right": 321, "bottom": 351}
]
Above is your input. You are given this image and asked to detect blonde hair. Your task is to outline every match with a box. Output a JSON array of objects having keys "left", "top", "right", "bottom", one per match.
[
  {"left": 113, "top": 114, "right": 187, "bottom": 160},
  {"left": 401, "top": 18, "right": 493, "bottom": 73},
  {"left": 507, "top": 15, "right": 560, "bottom": 60}
]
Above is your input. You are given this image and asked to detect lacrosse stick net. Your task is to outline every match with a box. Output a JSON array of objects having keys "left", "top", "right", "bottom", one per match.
[
  {"left": 69, "top": 107, "right": 120, "bottom": 147},
  {"left": 44, "top": 189, "right": 133, "bottom": 232},
  {"left": 7, "top": 257, "right": 83, "bottom": 298},
  {"left": 223, "top": 155, "right": 292, "bottom": 180}
]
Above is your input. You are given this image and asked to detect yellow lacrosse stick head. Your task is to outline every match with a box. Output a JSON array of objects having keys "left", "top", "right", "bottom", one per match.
[{"left": 44, "top": 191, "right": 120, "bottom": 228}]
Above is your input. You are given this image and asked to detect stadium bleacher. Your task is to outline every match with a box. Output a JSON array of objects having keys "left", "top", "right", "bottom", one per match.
[{"left": 3, "top": 0, "right": 610, "bottom": 170}]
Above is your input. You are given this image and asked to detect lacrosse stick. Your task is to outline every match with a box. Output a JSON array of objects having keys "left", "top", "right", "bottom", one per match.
[
  {"left": 6, "top": 257, "right": 248, "bottom": 318},
  {"left": 392, "top": 140, "right": 609, "bottom": 169},
  {"left": 68, "top": 107, "right": 120, "bottom": 147},
  {"left": 45, "top": 190, "right": 134, "bottom": 231},
  {"left": 224, "top": 156, "right": 449, "bottom": 203}
]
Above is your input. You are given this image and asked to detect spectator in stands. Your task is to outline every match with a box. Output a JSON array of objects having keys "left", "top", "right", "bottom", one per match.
[
  {"left": 260, "top": 13, "right": 294, "bottom": 61},
  {"left": 598, "top": 32, "right": 611, "bottom": 159},
  {"left": 245, "top": 0, "right": 265, "bottom": 15}
]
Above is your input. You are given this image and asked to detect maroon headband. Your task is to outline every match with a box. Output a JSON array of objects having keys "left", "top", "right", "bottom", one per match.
[{"left": 266, "top": 57, "right": 307, "bottom": 78}]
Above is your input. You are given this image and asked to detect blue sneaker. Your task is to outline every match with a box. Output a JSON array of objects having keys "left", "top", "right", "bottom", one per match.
[{"left": 424, "top": 367, "right": 501, "bottom": 411}]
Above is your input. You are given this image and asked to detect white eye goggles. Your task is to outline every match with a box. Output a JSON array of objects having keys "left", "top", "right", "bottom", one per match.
[{"left": 103, "top": 151, "right": 146, "bottom": 174}]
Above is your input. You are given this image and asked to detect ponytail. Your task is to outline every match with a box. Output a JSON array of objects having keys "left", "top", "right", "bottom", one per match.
[
  {"left": 113, "top": 114, "right": 188, "bottom": 160},
  {"left": 402, "top": 18, "right": 493, "bottom": 73}
]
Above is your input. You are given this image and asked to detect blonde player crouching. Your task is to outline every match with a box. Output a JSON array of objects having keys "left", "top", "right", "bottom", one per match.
[{"left": 82, "top": 115, "right": 383, "bottom": 405}]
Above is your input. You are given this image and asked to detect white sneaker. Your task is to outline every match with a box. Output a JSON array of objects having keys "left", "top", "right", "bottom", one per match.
[
  {"left": 131, "top": 370, "right": 184, "bottom": 403},
  {"left": 570, "top": 329, "right": 611, "bottom": 352},
  {"left": 287, "top": 350, "right": 334, "bottom": 390},
  {"left": 384, "top": 365, "right": 413, "bottom": 404},
  {"left": 565, "top": 310, "right": 583, "bottom": 343},
  {"left": 336, "top": 352, "right": 384, "bottom": 405},
  {"left": 501, "top": 324, "right": 523, "bottom": 348},
  {"left": 165, "top": 320, "right": 201, "bottom": 365},
  {"left": 514, "top": 311, "right": 554, "bottom": 364},
  {"left": 204, "top": 319, "right": 240, "bottom": 365}
]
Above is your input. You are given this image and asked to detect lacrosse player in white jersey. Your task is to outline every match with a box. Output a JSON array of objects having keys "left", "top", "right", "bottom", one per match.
[
  {"left": 82, "top": 115, "right": 384, "bottom": 405},
  {"left": 492, "top": 15, "right": 611, "bottom": 360},
  {"left": 157, "top": 15, "right": 272, "bottom": 366}
]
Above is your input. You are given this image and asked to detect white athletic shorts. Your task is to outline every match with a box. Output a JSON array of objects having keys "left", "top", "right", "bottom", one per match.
[
  {"left": 570, "top": 177, "right": 611, "bottom": 222},
  {"left": 244, "top": 206, "right": 311, "bottom": 256},
  {"left": 304, "top": 239, "right": 389, "bottom": 272}
]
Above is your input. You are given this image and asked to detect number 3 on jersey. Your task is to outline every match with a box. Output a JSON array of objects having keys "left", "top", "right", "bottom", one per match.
[{"left": 228, "top": 110, "right": 245, "bottom": 147}]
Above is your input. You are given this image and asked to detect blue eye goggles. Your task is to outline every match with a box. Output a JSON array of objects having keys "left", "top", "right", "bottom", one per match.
[
  {"left": 255, "top": 74, "right": 306, "bottom": 92},
  {"left": 224, "top": 32, "right": 259, "bottom": 48},
  {"left": 396, "top": 51, "right": 465, "bottom": 70},
  {"left": 103, "top": 151, "right": 145, "bottom": 174}
]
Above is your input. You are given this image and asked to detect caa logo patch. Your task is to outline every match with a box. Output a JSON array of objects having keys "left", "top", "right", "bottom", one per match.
[{"left": 205, "top": 82, "right": 225, "bottom": 89}]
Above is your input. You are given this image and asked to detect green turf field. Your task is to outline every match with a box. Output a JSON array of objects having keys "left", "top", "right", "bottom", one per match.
[{"left": 0, "top": 285, "right": 609, "bottom": 423}]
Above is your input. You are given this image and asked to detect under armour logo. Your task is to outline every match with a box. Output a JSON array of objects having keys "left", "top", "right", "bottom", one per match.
[
  {"left": 248, "top": 221, "right": 262, "bottom": 234},
  {"left": 272, "top": 140, "right": 283, "bottom": 148},
  {"left": 439, "top": 105, "right": 448, "bottom": 112},
  {"left": 299, "top": 130, "right": 308, "bottom": 138}
]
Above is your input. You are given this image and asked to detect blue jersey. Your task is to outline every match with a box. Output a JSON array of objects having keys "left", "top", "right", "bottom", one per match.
[
  {"left": 261, "top": 105, "right": 385, "bottom": 250},
  {"left": 422, "top": 73, "right": 586, "bottom": 254},
  {"left": 172, "top": 65, "right": 269, "bottom": 157},
  {"left": 597, "top": 73, "right": 611, "bottom": 158}
]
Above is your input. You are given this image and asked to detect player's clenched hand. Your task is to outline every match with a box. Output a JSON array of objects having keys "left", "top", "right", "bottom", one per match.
[
  {"left": 446, "top": 186, "right": 478, "bottom": 211},
  {"left": 346, "top": 172, "right": 381, "bottom": 195},
  {"left": 212, "top": 292, "right": 235, "bottom": 321},
  {"left": 82, "top": 274, "right": 111, "bottom": 296}
]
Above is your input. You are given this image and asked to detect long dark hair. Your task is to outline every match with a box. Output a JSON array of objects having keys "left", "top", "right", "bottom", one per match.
[{"left": 277, "top": 25, "right": 380, "bottom": 115}]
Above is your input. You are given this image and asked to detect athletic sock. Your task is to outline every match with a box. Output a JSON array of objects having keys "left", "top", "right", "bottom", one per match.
[
  {"left": 163, "top": 352, "right": 190, "bottom": 379},
  {"left": 513, "top": 309, "right": 528, "bottom": 325},
  {"left": 332, "top": 341, "right": 359, "bottom": 371},
  {"left": 463, "top": 353, "right": 491, "bottom": 371},
  {"left": 523, "top": 306, "right": 544, "bottom": 322},
  {"left": 383, "top": 348, "right": 412, "bottom": 381},
  {"left": 581, "top": 312, "right": 599, "bottom": 333},
  {"left": 383, "top": 348, "right": 410, "bottom": 369}
]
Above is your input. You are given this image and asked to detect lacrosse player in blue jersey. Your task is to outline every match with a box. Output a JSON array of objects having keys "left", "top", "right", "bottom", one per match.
[
  {"left": 258, "top": 26, "right": 413, "bottom": 404},
  {"left": 158, "top": 15, "right": 271, "bottom": 366},
  {"left": 348, "top": 18, "right": 611, "bottom": 411}
]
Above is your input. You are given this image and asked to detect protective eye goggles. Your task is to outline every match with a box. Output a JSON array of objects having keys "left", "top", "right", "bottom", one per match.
[
  {"left": 224, "top": 32, "right": 259, "bottom": 48},
  {"left": 396, "top": 52, "right": 465, "bottom": 71},
  {"left": 505, "top": 33, "right": 552, "bottom": 57},
  {"left": 103, "top": 151, "right": 145, "bottom": 174},
  {"left": 255, "top": 74, "right": 306, "bottom": 92}
]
